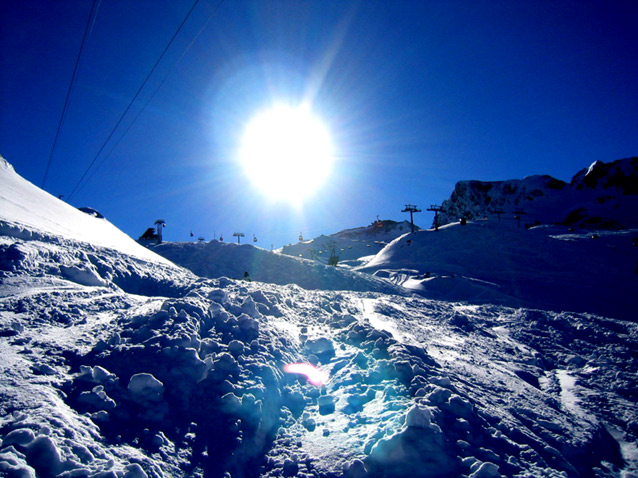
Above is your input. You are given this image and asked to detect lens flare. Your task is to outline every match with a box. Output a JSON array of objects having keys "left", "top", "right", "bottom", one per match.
[{"left": 283, "top": 362, "right": 329, "bottom": 386}]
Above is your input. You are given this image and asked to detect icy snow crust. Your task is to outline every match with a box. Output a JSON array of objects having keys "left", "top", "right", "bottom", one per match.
[{"left": 1, "top": 157, "right": 637, "bottom": 478}]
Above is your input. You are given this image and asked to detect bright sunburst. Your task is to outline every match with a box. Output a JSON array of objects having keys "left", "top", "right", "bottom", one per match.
[{"left": 239, "top": 104, "right": 335, "bottom": 202}]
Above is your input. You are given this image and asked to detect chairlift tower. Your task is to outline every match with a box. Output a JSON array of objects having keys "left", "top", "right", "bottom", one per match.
[
  {"left": 493, "top": 208, "right": 505, "bottom": 222},
  {"left": 233, "top": 232, "right": 245, "bottom": 244},
  {"left": 427, "top": 205, "right": 444, "bottom": 231},
  {"left": 514, "top": 208, "right": 526, "bottom": 228},
  {"left": 401, "top": 204, "right": 422, "bottom": 233},
  {"left": 154, "top": 219, "right": 166, "bottom": 243}
]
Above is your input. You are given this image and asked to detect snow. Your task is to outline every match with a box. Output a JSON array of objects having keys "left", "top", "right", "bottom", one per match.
[
  {"left": 0, "top": 156, "right": 173, "bottom": 266},
  {"left": 357, "top": 219, "right": 637, "bottom": 322},
  {"left": 1, "top": 156, "right": 637, "bottom": 477},
  {"left": 437, "top": 157, "right": 638, "bottom": 230}
]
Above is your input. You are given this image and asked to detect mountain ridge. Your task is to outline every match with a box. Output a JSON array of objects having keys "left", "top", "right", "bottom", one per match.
[{"left": 437, "top": 157, "right": 638, "bottom": 229}]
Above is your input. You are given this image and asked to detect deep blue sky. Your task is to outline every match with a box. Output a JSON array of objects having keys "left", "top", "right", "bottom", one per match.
[{"left": 1, "top": 0, "right": 637, "bottom": 248}]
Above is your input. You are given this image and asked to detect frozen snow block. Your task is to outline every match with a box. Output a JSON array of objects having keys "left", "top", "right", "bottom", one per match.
[
  {"left": 468, "top": 461, "right": 501, "bottom": 478},
  {"left": 240, "top": 297, "right": 260, "bottom": 318},
  {"left": 405, "top": 405, "right": 439, "bottom": 431},
  {"left": 208, "top": 289, "right": 228, "bottom": 304},
  {"left": 344, "top": 459, "right": 368, "bottom": 478},
  {"left": 283, "top": 458, "right": 299, "bottom": 476},
  {"left": 447, "top": 395, "right": 474, "bottom": 418},
  {"left": 24, "top": 435, "right": 63, "bottom": 475},
  {"left": 123, "top": 463, "right": 148, "bottom": 478},
  {"left": 214, "top": 353, "right": 240, "bottom": 375},
  {"left": 425, "top": 385, "right": 452, "bottom": 406},
  {"left": 228, "top": 339, "right": 245, "bottom": 356},
  {"left": 0, "top": 448, "right": 36, "bottom": 477},
  {"left": 77, "top": 385, "right": 116, "bottom": 411},
  {"left": 127, "top": 373, "right": 164, "bottom": 402},
  {"left": 91, "top": 366, "right": 118, "bottom": 386}
]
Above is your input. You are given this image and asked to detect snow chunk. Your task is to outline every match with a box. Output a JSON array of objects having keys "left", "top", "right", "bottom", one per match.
[
  {"left": 405, "top": 404, "right": 439, "bottom": 432},
  {"left": 0, "top": 448, "right": 36, "bottom": 478},
  {"left": 123, "top": 463, "right": 149, "bottom": 478},
  {"left": 228, "top": 339, "right": 245, "bottom": 356},
  {"left": 2, "top": 428, "right": 35, "bottom": 447},
  {"left": 469, "top": 462, "right": 502, "bottom": 478},
  {"left": 127, "top": 373, "right": 164, "bottom": 402},
  {"left": 317, "top": 394, "right": 336, "bottom": 415},
  {"left": 238, "top": 313, "right": 259, "bottom": 339},
  {"left": 77, "top": 385, "right": 116, "bottom": 411},
  {"left": 25, "top": 435, "right": 63, "bottom": 475},
  {"left": 344, "top": 459, "right": 368, "bottom": 478},
  {"left": 447, "top": 394, "right": 474, "bottom": 418}
]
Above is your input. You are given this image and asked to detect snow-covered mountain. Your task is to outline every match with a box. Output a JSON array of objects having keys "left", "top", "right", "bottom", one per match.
[
  {"left": 437, "top": 157, "right": 638, "bottom": 230},
  {"left": 1, "top": 155, "right": 637, "bottom": 478}
]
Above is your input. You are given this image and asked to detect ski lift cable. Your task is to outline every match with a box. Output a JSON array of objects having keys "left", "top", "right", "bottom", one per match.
[
  {"left": 41, "top": 0, "right": 101, "bottom": 189},
  {"left": 80, "top": 0, "right": 224, "bottom": 190},
  {"left": 67, "top": 0, "right": 201, "bottom": 201}
]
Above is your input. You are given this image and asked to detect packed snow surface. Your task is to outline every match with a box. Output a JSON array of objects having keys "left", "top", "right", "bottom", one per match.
[{"left": 1, "top": 156, "right": 637, "bottom": 478}]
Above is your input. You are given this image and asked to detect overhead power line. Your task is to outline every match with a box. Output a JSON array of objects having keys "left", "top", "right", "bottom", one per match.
[
  {"left": 41, "top": 0, "right": 100, "bottom": 189},
  {"left": 67, "top": 0, "right": 201, "bottom": 201},
  {"left": 80, "top": 0, "right": 225, "bottom": 190}
]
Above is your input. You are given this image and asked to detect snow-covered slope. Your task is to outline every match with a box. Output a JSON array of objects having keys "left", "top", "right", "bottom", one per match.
[
  {"left": 280, "top": 220, "right": 415, "bottom": 266},
  {"left": 1, "top": 157, "right": 637, "bottom": 478},
  {"left": 357, "top": 219, "right": 637, "bottom": 322},
  {"left": 438, "top": 157, "right": 638, "bottom": 230},
  {"left": 150, "top": 240, "right": 403, "bottom": 295},
  {"left": 0, "top": 156, "right": 173, "bottom": 266}
]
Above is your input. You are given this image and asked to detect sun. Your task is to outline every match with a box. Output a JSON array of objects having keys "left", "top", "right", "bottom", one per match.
[{"left": 239, "top": 104, "right": 335, "bottom": 202}]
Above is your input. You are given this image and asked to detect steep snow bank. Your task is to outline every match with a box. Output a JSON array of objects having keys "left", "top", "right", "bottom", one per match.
[
  {"left": 0, "top": 156, "right": 192, "bottom": 295},
  {"left": 0, "top": 156, "right": 172, "bottom": 266},
  {"left": 280, "top": 220, "right": 414, "bottom": 265}
]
